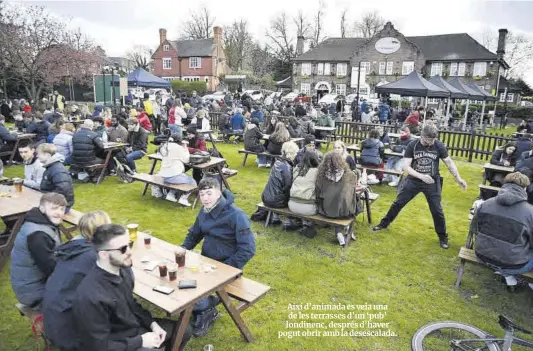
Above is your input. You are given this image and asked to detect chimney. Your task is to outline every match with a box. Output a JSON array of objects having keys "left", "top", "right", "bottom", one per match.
[
  {"left": 159, "top": 28, "right": 167, "bottom": 45},
  {"left": 496, "top": 28, "right": 508, "bottom": 58},
  {"left": 213, "top": 26, "right": 222, "bottom": 45},
  {"left": 296, "top": 36, "right": 304, "bottom": 56}
]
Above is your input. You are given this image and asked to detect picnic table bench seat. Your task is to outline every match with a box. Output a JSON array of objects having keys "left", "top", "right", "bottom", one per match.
[
  {"left": 131, "top": 173, "right": 199, "bottom": 208},
  {"left": 478, "top": 184, "right": 500, "bottom": 200},
  {"left": 60, "top": 209, "right": 85, "bottom": 240},
  {"left": 225, "top": 277, "right": 271, "bottom": 313},
  {"left": 238, "top": 149, "right": 280, "bottom": 167},
  {"left": 356, "top": 164, "right": 404, "bottom": 177},
  {"left": 256, "top": 202, "right": 356, "bottom": 248},
  {"left": 455, "top": 247, "right": 533, "bottom": 288}
]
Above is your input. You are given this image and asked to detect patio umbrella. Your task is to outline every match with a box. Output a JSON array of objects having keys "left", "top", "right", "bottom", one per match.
[
  {"left": 429, "top": 76, "right": 468, "bottom": 125},
  {"left": 447, "top": 78, "right": 485, "bottom": 130}
]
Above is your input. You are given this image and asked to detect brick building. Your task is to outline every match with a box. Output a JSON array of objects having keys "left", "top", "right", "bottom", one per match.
[
  {"left": 151, "top": 27, "right": 228, "bottom": 91},
  {"left": 292, "top": 22, "right": 509, "bottom": 102}
]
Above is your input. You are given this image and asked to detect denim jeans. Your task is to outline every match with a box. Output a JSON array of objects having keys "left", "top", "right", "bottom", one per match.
[
  {"left": 500, "top": 256, "right": 533, "bottom": 276},
  {"left": 168, "top": 124, "right": 181, "bottom": 135},
  {"left": 163, "top": 174, "right": 196, "bottom": 186},
  {"left": 126, "top": 151, "right": 144, "bottom": 171},
  {"left": 385, "top": 156, "right": 403, "bottom": 182}
]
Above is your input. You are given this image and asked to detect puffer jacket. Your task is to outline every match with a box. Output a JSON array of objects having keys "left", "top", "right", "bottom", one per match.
[
  {"left": 316, "top": 169, "right": 359, "bottom": 218},
  {"left": 27, "top": 120, "right": 51, "bottom": 142},
  {"left": 53, "top": 130, "right": 74, "bottom": 160},
  {"left": 360, "top": 138, "right": 384, "bottom": 166},
  {"left": 71, "top": 127, "right": 104, "bottom": 167},
  {"left": 473, "top": 183, "right": 533, "bottom": 268},
  {"left": 262, "top": 159, "right": 293, "bottom": 208},
  {"left": 41, "top": 153, "right": 75, "bottom": 207},
  {"left": 290, "top": 167, "right": 318, "bottom": 204},
  {"left": 244, "top": 124, "right": 264, "bottom": 153}
]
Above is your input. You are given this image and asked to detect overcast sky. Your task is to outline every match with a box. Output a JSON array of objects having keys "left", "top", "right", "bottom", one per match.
[{"left": 8, "top": 0, "right": 533, "bottom": 85}]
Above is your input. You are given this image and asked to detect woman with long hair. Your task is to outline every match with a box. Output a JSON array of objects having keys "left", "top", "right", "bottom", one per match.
[
  {"left": 263, "top": 115, "right": 279, "bottom": 135},
  {"left": 316, "top": 151, "right": 360, "bottom": 245},
  {"left": 332, "top": 140, "right": 356, "bottom": 171},
  {"left": 267, "top": 122, "right": 291, "bottom": 155}
]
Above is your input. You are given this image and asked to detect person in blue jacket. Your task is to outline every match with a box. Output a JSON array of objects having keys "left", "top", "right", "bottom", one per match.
[
  {"left": 42, "top": 210, "right": 111, "bottom": 351},
  {"left": 230, "top": 108, "right": 246, "bottom": 132},
  {"left": 250, "top": 105, "right": 264, "bottom": 124},
  {"left": 181, "top": 177, "right": 256, "bottom": 337},
  {"left": 379, "top": 101, "right": 390, "bottom": 123}
]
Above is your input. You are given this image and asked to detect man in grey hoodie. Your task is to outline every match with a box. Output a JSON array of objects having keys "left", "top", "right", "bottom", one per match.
[{"left": 18, "top": 141, "right": 45, "bottom": 190}]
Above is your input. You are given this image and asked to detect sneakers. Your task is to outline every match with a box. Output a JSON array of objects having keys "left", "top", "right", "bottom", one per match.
[
  {"left": 151, "top": 185, "right": 163, "bottom": 199},
  {"left": 178, "top": 193, "right": 192, "bottom": 207},
  {"left": 336, "top": 232, "right": 346, "bottom": 246},
  {"left": 372, "top": 223, "right": 387, "bottom": 232},
  {"left": 165, "top": 191, "right": 178, "bottom": 203},
  {"left": 438, "top": 234, "right": 449, "bottom": 249},
  {"left": 192, "top": 308, "right": 220, "bottom": 337},
  {"left": 388, "top": 181, "right": 399, "bottom": 187},
  {"left": 367, "top": 174, "right": 380, "bottom": 185},
  {"left": 257, "top": 164, "right": 266, "bottom": 168}
]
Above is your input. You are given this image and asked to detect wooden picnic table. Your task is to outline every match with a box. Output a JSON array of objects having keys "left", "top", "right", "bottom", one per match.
[
  {"left": 144, "top": 154, "right": 231, "bottom": 193},
  {"left": 131, "top": 235, "right": 252, "bottom": 350},
  {"left": 0, "top": 186, "right": 43, "bottom": 271},
  {"left": 196, "top": 129, "right": 220, "bottom": 154},
  {"left": 314, "top": 126, "right": 336, "bottom": 150},
  {"left": 388, "top": 133, "right": 420, "bottom": 140},
  {"left": 262, "top": 134, "right": 304, "bottom": 143},
  {"left": 346, "top": 144, "right": 403, "bottom": 158},
  {"left": 0, "top": 133, "right": 36, "bottom": 166},
  {"left": 95, "top": 142, "right": 129, "bottom": 184},
  {"left": 483, "top": 162, "right": 515, "bottom": 184}
]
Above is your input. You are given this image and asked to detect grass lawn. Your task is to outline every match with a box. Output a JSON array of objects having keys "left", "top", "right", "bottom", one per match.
[{"left": 1, "top": 140, "right": 532, "bottom": 351}]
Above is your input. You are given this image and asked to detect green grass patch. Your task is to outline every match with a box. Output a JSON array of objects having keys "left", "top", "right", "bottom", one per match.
[{"left": 1, "top": 140, "right": 532, "bottom": 350}]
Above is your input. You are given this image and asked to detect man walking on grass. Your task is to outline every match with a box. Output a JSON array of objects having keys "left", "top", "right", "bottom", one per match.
[{"left": 372, "top": 123, "right": 468, "bottom": 249}]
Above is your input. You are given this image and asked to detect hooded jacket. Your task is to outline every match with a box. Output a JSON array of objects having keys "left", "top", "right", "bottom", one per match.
[
  {"left": 23, "top": 155, "right": 45, "bottom": 190},
  {"left": 27, "top": 120, "right": 51, "bottom": 142},
  {"left": 473, "top": 183, "right": 533, "bottom": 268},
  {"left": 360, "top": 138, "right": 384, "bottom": 166},
  {"left": 10, "top": 207, "right": 60, "bottom": 306},
  {"left": 230, "top": 112, "right": 246, "bottom": 131},
  {"left": 316, "top": 169, "right": 359, "bottom": 219},
  {"left": 43, "top": 239, "right": 96, "bottom": 350},
  {"left": 157, "top": 142, "right": 189, "bottom": 178},
  {"left": 72, "top": 127, "right": 105, "bottom": 166},
  {"left": 262, "top": 159, "right": 293, "bottom": 208},
  {"left": 136, "top": 112, "right": 152, "bottom": 131},
  {"left": 316, "top": 114, "right": 334, "bottom": 127},
  {"left": 41, "top": 153, "right": 75, "bottom": 207},
  {"left": 244, "top": 123, "right": 264, "bottom": 153},
  {"left": 182, "top": 190, "right": 255, "bottom": 269},
  {"left": 53, "top": 130, "right": 74, "bottom": 160}
]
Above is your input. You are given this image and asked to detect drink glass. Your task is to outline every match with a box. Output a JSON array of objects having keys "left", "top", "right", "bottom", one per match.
[
  {"left": 175, "top": 247, "right": 186, "bottom": 268},
  {"left": 187, "top": 252, "right": 200, "bottom": 273},
  {"left": 168, "top": 264, "right": 178, "bottom": 281},
  {"left": 158, "top": 261, "right": 167, "bottom": 277},
  {"left": 144, "top": 233, "right": 152, "bottom": 248},
  {"left": 13, "top": 178, "right": 23, "bottom": 193},
  {"left": 127, "top": 224, "right": 138, "bottom": 242}
]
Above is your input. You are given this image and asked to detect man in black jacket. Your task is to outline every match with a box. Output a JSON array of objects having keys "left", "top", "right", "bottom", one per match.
[
  {"left": 27, "top": 113, "right": 51, "bottom": 145},
  {"left": 71, "top": 119, "right": 105, "bottom": 167},
  {"left": 37, "top": 143, "right": 75, "bottom": 209},
  {"left": 0, "top": 114, "right": 17, "bottom": 157},
  {"left": 125, "top": 118, "right": 148, "bottom": 172},
  {"left": 73, "top": 224, "right": 191, "bottom": 351}
]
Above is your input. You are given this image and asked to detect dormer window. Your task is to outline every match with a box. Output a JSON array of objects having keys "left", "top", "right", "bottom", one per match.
[{"left": 163, "top": 44, "right": 169, "bottom": 52}]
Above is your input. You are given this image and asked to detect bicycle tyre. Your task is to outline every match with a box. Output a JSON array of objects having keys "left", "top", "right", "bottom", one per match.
[{"left": 412, "top": 321, "right": 501, "bottom": 351}]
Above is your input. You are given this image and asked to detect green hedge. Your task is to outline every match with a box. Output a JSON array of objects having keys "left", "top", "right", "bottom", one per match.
[
  {"left": 170, "top": 80, "right": 207, "bottom": 94},
  {"left": 457, "top": 104, "right": 533, "bottom": 119},
  {"left": 390, "top": 100, "right": 412, "bottom": 108}
]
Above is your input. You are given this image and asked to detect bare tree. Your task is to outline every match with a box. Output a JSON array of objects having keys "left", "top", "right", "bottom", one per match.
[
  {"left": 249, "top": 43, "right": 275, "bottom": 77},
  {"left": 502, "top": 32, "right": 533, "bottom": 79},
  {"left": 126, "top": 45, "right": 153, "bottom": 71},
  {"left": 223, "top": 20, "right": 254, "bottom": 72},
  {"left": 481, "top": 27, "right": 497, "bottom": 52},
  {"left": 293, "top": 10, "right": 311, "bottom": 38},
  {"left": 179, "top": 6, "right": 215, "bottom": 40},
  {"left": 340, "top": 8, "right": 349, "bottom": 38},
  {"left": 266, "top": 12, "right": 295, "bottom": 64},
  {"left": 354, "top": 11, "right": 385, "bottom": 39},
  {"left": 310, "top": 1, "right": 325, "bottom": 48}
]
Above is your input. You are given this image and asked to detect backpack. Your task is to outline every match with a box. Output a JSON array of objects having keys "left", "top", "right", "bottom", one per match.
[
  {"left": 189, "top": 151, "right": 211, "bottom": 165},
  {"left": 114, "top": 157, "right": 134, "bottom": 183}
]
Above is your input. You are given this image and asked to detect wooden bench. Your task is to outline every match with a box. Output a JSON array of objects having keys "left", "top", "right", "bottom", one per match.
[
  {"left": 257, "top": 202, "right": 356, "bottom": 248},
  {"left": 455, "top": 247, "right": 533, "bottom": 288},
  {"left": 238, "top": 149, "right": 279, "bottom": 168},
  {"left": 478, "top": 184, "right": 500, "bottom": 200},
  {"left": 15, "top": 303, "right": 51, "bottom": 350},
  {"left": 131, "top": 173, "right": 199, "bottom": 208},
  {"left": 356, "top": 164, "right": 405, "bottom": 183},
  {"left": 59, "top": 209, "right": 85, "bottom": 240},
  {"left": 70, "top": 163, "right": 106, "bottom": 184},
  {"left": 225, "top": 277, "right": 271, "bottom": 313}
]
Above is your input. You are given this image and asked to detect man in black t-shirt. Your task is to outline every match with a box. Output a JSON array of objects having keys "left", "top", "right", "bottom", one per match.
[{"left": 373, "top": 124, "right": 467, "bottom": 249}]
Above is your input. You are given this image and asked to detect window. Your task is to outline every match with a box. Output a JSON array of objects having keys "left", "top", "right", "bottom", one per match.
[
  {"left": 163, "top": 44, "right": 169, "bottom": 52},
  {"left": 361, "top": 62, "right": 371, "bottom": 74},
  {"left": 189, "top": 57, "right": 201, "bottom": 69},
  {"left": 301, "top": 83, "right": 311, "bottom": 95},
  {"left": 317, "top": 63, "right": 324, "bottom": 75},
  {"left": 473, "top": 62, "right": 487, "bottom": 77},
  {"left": 458, "top": 62, "right": 466, "bottom": 76},
  {"left": 379, "top": 62, "right": 386, "bottom": 75},
  {"left": 336, "top": 84, "right": 346, "bottom": 95},
  {"left": 507, "top": 93, "right": 514, "bottom": 102},
  {"left": 402, "top": 61, "right": 414, "bottom": 75},
  {"left": 301, "top": 63, "right": 312, "bottom": 76},
  {"left": 183, "top": 76, "right": 200, "bottom": 82},
  {"left": 386, "top": 62, "right": 393, "bottom": 75},
  {"left": 336, "top": 63, "right": 347, "bottom": 76},
  {"left": 324, "top": 63, "right": 331, "bottom": 75},
  {"left": 162, "top": 58, "right": 172, "bottom": 70},
  {"left": 430, "top": 62, "right": 443, "bottom": 76},
  {"left": 450, "top": 62, "right": 458, "bottom": 76}
]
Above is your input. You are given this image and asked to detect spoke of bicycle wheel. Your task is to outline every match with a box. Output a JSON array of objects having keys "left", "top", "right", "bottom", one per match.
[{"left": 421, "top": 327, "right": 489, "bottom": 351}]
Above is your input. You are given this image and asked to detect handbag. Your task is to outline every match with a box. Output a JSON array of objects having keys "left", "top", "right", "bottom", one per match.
[{"left": 189, "top": 151, "right": 211, "bottom": 165}]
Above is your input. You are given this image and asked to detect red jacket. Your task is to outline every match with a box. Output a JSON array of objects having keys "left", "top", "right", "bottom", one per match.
[
  {"left": 188, "top": 138, "right": 207, "bottom": 153},
  {"left": 405, "top": 112, "right": 420, "bottom": 126},
  {"left": 136, "top": 112, "right": 152, "bottom": 131},
  {"left": 168, "top": 107, "right": 175, "bottom": 125},
  {"left": 24, "top": 105, "right": 32, "bottom": 113}
]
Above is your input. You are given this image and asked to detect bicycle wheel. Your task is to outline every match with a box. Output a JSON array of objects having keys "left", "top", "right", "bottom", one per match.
[{"left": 412, "top": 321, "right": 501, "bottom": 351}]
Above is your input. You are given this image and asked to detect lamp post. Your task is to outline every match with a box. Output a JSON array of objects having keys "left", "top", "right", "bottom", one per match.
[{"left": 101, "top": 67, "right": 106, "bottom": 105}]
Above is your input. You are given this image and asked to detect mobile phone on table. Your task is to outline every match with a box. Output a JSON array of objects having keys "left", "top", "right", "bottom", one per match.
[
  {"left": 153, "top": 285, "right": 174, "bottom": 295},
  {"left": 178, "top": 280, "right": 197, "bottom": 289}
]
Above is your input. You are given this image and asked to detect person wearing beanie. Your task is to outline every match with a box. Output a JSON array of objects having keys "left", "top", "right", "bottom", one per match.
[{"left": 295, "top": 134, "right": 323, "bottom": 165}]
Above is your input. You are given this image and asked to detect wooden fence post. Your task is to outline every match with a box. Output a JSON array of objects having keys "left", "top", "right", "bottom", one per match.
[{"left": 468, "top": 129, "right": 476, "bottom": 162}]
